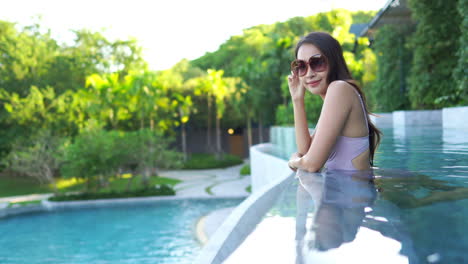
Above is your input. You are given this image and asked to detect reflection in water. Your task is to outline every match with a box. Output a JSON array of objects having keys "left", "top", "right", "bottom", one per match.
[
  {"left": 295, "top": 168, "right": 468, "bottom": 263},
  {"left": 240, "top": 126, "right": 468, "bottom": 263},
  {"left": 373, "top": 169, "right": 468, "bottom": 209},
  {"left": 295, "top": 169, "right": 377, "bottom": 262}
]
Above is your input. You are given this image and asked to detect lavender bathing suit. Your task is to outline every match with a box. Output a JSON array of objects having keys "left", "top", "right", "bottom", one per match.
[{"left": 325, "top": 87, "right": 370, "bottom": 171}]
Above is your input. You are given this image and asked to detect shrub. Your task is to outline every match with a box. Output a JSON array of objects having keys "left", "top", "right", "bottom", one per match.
[
  {"left": 48, "top": 184, "right": 175, "bottom": 201},
  {"left": 240, "top": 164, "right": 251, "bottom": 175},
  {"left": 60, "top": 128, "right": 184, "bottom": 191},
  {"left": 2, "top": 129, "right": 65, "bottom": 192},
  {"left": 183, "top": 153, "right": 243, "bottom": 169},
  {"left": 60, "top": 129, "right": 122, "bottom": 190}
]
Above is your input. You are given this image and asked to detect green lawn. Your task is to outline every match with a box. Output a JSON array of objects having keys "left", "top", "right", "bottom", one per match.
[
  {"left": 93, "top": 175, "right": 181, "bottom": 193},
  {"left": 0, "top": 174, "right": 181, "bottom": 198},
  {"left": 0, "top": 175, "right": 51, "bottom": 197},
  {"left": 8, "top": 200, "right": 42, "bottom": 208},
  {"left": 183, "top": 153, "right": 243, "bottom": 169}
]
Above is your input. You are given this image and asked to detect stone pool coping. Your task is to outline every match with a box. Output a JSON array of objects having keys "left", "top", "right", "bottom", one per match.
[
  {"left": 193, "top": 143, "right": 294, "bottom": 264},
  {"left": 196, "top": 206, "right": 237, "bottom": 245},
  {"left": 194, "top": 172, "right": 293, "bottom": 263}
]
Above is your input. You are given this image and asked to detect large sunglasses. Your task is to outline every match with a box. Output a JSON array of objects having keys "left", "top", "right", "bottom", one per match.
[{"left": 291, "top": 54, "right": 327, "bottom": 76}]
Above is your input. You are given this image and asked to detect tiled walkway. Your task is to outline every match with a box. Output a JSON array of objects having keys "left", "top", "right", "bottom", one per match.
[{"left": 158, "top": 162, "right": 251, "bottom": 198}]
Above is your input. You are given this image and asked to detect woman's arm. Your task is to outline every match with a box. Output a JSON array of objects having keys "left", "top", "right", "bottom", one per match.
[
  {"left": 289, "top": 81, "right": 353, "bottom": 172},
  {"left": 292, "top": 99, "right": 312, "bottom": 155},
  {"left": 288, "top": 72, "right": 312, "bottom": 155}
]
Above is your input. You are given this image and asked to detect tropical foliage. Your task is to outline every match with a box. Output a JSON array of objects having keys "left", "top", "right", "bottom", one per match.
[
  {"left": 370, "top": 25, "right": 412, "bottom": 112},
  {"left": 407, "top": 0, "right": 462, "bottom": 108}
]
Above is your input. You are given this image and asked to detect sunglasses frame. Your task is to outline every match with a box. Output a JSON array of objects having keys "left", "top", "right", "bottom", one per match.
[{"left": 291, "top": 54, "right": 328, "bottom": 77}]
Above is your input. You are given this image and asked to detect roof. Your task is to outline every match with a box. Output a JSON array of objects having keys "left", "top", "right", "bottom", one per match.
[
  {"left": 359, "top": 0, "right": 414, "bottom": 38},
  {"left": 349, "top": 23, "right": 368, "bottom": 37}
]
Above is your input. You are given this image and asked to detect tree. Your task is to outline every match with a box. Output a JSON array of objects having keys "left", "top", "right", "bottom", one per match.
[
  {"left": 454, "top": 0, "right": 468, "bottom": 104},
  {"left": 2, "top": 130, "right": 64, "bottom": 192},
  {"left": 207, "top": 69, "right": 239, "bottom": 159},
  {"left": 370, "top": 25, "right": 412, "bottom": 112},
  {"left": 407, "top": 0, "right": 461, "bottom": 108},
  {"left": 121, "top": 129, "right": 183, "bottom": 188},
  {"left": 0, "top": 85, "right": 79, "bottom": 137},
  {"left": 175, "top": 94, "right": 193, "bottom": 162},
  {"left": 60, "top": 129, "right": 122, "bottom": 191},
  {"left": 84, "top": 73, "right": 131, "bottom": 129}
]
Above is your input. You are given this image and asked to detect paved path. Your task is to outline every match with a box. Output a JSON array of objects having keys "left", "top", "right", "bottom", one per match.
[
  {"left": 158, "top": 162, "right": 251, "bottom": 198},
  {"left": 0, "top": 193, "right": 53, "bottom": 204}
]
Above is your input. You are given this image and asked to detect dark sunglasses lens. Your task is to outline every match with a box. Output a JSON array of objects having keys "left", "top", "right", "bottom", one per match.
[
  {"left": 310, "top": 57, "right": 327, "bottom": 72},
  {"left": 292, "top": 60, "right": 307, "bottom": 76}
]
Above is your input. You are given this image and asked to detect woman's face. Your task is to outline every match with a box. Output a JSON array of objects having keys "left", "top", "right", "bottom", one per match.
[{"left": 296, "top": 43, "right": 329, "bottom": 98}]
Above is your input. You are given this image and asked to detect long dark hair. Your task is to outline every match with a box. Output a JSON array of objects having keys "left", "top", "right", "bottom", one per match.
[{"left": 295, "top": 31, "right": 382, "bottom": 167}]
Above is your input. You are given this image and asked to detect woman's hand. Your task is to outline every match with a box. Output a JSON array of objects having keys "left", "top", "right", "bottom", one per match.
[
  {"left": 287, "top": 71, "right": 305, "bottom": 101},
  {"left": 288, "top": 152, "right": 303, "bottom": 172}
]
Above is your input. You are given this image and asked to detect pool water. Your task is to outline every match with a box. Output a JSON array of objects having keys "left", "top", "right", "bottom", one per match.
[
  {"left": 0, "top": 198, "right": 243, "bottom": 264},
  {"left": 227, "top": 125, "right": 468, "bottom": 263}
]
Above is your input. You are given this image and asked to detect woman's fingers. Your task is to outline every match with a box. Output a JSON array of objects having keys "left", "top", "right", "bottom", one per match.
[
  {"left": 288, "top": 157, "right": 300, "bottom": 172},
  {"left": 288, "top": 161, "right": 297, "bottom": 172}
]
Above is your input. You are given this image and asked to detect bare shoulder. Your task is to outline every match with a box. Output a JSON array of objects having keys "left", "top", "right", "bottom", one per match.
[
  {"left": 327, "top": 80, "right": 355, "bottom": 96},
  {"left": 324, "top": 80, "right": 355, "bottom": 106}
]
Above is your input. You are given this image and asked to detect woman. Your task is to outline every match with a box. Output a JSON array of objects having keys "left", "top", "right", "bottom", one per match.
[{"left": 287, "top": 32, "right": 382, "bottom": 172}]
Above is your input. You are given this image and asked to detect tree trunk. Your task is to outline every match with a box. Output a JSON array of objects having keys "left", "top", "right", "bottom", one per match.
[
  {"left": 125, "top": 175, "right": 135, "bottom": 192},
  {"left": 258, "top": 115, "right": 264, "bottom": 143},
  {"left": 142, "top": 167, "right": 151, "bottom": 189},
  {"left": 98, "top": 175, "right": 107, "bottom": 190},
  {"left": 44, "top": 166, "right": 58, "bottom": 194},
  {"left": 246, "top": 114, "right": 252, "bottom": 149},
  {"left": 215, "top": 115, "right": 223, "bottom": 160},
  {"left": 206, "top": 95, "right": 213, "bottom": 152},
  {"left": 182, "top": 121, "right": 188, "bottom": 162},
  {"left": 86, "top": 177, "right": 91, "bottom": 192}
]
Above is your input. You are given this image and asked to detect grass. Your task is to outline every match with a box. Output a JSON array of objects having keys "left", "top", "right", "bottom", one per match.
[
  {"left": 183, "top": 153, "right": 243, "bottom": 169},
  {"left": 49, "top": 185, "right": 175, "bottom": 201},
  {"left": 240, "top": 164, "right": 251, "bottom": 175},
  {"left": 0, "top": 174, "right": 51, "bottom": 197},
  {"left": 67, "top": 174, "right": 181, "bottom": 194},
  {"left": 51, "top": 175, "right": 181, "bottom": 201},
  {"left": 0, "top": 173, "right": 181, "bottom": 199},
  {"left": 7, "top": 200, "right": 42, "bottom": 208}
]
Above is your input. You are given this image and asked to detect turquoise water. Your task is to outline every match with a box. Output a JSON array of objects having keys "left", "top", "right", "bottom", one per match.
[
  {"left": 0, "top": 198, "right": 243, "bottom": 264},
  {"left": 376, "top": 126, "right": 468, "bottom": 179},
  {"left": 251, "top": 125, "right": 468, "bottom": 263}
]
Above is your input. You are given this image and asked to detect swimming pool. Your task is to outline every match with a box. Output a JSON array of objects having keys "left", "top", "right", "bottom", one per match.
[
  {"left": 0, "top": 198, "right": 244, "bottom": 264},
  {"left": 220, "top": 125, "right": 468, "bottom": 263}
]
